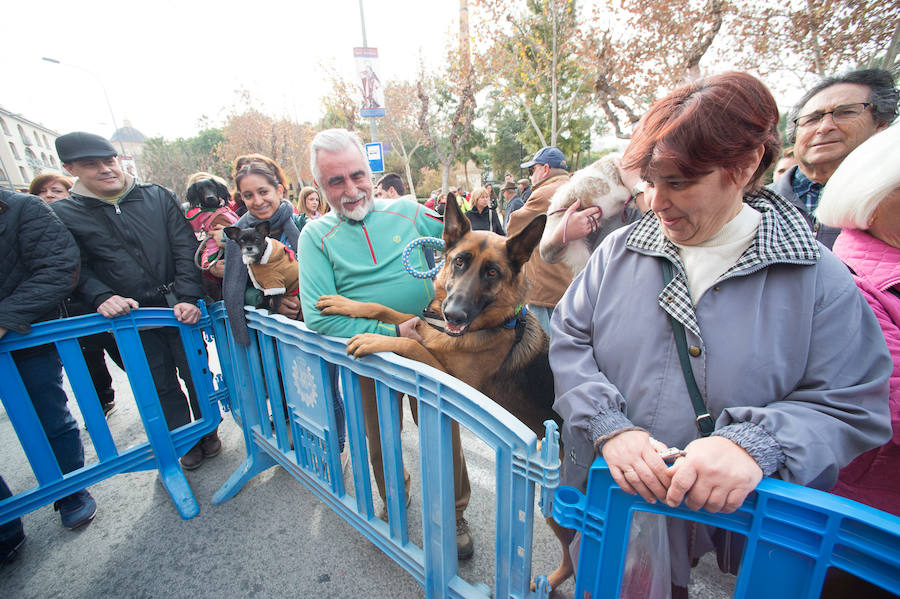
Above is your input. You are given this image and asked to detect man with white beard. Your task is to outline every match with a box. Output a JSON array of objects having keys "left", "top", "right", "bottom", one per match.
[{"left": 298, "top": 128, "right": 475, "bottom": 560}]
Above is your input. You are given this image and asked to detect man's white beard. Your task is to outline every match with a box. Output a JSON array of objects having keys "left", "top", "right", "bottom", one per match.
[{"left": 334, "top": 191, "right": 373, "bottom": 221}]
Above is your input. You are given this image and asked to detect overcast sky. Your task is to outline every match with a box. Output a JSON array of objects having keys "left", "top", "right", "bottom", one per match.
[{"left": 2, "top": 0, "right": 460, "bottom": 140}]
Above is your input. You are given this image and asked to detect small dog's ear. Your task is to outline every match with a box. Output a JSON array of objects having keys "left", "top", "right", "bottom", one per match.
[
  {"left": 442, "top": 192, "right": 470, "bottom": 250},
  {"left": 223, "top": 226, "right": 241, "bottom": 241},
  {"left": 255, "top": 220, "right": 271, "bottom": 236},
  {"left": 215, "top": 181, "right": 230, "bottom": 202},
  {"left": 185, "top": 182, "right": 199, "bottom": 207},
  {"left": 506, "top": 214, "right": 546, "bottom": 273}
]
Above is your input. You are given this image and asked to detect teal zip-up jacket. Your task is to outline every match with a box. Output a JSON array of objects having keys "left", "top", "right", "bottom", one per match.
[{"left": 298, "top": 197, "right": 444, "bottom": 338}]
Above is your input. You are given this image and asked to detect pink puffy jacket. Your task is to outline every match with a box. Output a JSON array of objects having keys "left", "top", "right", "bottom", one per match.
[{"left": 829, "top": 229, "right": 900, "bottom": 516}]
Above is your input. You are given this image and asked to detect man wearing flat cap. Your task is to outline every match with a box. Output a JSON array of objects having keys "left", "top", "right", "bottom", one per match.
[
  {"left": 52, "top": 132, "right": 220, "bottom": 470},
  {"left": 506, "top": 146, "right": 572, "bottom": 334},
  {"left": 501, "top": 180, "right": 523, "bottom": 230}
]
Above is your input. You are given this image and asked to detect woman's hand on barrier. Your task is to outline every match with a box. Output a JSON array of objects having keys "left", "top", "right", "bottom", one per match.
[
  {"left": 276, "top": 296, "right": 301, "bottom": 320},
  {"left": 601, "top": 430, "right": 672, "bottom": 504},
  {"left": 97, "top": 295, "right": 139, "bottom": 318},
  {"left": 665, "top": 436, "right": 763, "bottom": 513},
  {"left": 174, "top": 302, "right": 201, "bottom": 324}
]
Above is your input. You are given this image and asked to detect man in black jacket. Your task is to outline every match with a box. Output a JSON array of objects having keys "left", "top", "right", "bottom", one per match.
[
  {"left": 0, "top": 190, "right": 97, "bottom": 556},
  {"left": 52, "top": 132, "right": 219, "bottom": 470}
]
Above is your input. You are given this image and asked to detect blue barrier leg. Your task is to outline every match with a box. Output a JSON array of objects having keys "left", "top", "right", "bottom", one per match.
[
  {"left": 212, "top": 449, "right": 278, "bottom": 505},
  {"left": 114, "top": 319, "right": 199, "bottom": 520}
]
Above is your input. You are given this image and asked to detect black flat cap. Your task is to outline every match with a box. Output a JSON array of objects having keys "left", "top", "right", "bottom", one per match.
[{"left": 56, "top": 132, "right": 117, "bottom": 163}]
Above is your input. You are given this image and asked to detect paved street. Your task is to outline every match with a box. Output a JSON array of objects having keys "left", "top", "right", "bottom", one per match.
[{"left": 0, "top": 350, "right": 735, "bottom": 598}]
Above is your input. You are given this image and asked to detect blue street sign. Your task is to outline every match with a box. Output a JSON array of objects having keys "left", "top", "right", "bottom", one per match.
[{"left": 366, "top": 142, "right": 384, "bottom": 173}]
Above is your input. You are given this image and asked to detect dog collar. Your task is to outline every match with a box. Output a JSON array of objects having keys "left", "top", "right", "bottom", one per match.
[{"left": 420, "top": 304, "right": 528, "bottom": 343}]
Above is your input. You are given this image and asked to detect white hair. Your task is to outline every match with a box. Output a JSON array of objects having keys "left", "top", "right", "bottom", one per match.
[
  {"left": 309, "top": 128, "right": 369, "bottom": 185},
  {"left": 816, "top": 124, "right": 900, "bottom": 230}
]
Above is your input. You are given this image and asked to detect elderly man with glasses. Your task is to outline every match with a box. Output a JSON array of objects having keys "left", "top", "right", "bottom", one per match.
[{"left": 769, "top": 69, "right": 898, "bottom": 249}]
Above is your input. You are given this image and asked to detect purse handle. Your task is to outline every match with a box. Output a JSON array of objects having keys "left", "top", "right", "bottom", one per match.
[{"left": 661, "top": 259, "right": 715, "bottom": 436}]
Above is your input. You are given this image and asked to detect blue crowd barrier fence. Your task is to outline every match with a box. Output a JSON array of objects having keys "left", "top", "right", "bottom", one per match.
[
  {"left": 554, "top": 458, "right": 900, "bottom": 598},
  {"left": 0, "top": 307, "right": 224, "bottom": 524},
  {"left": 207, "top": 303, "right": 561, "bottom": 599}
]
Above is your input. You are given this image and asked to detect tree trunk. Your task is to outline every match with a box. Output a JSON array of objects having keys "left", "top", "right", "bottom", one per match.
[
  {"left": 550, "top": 0, "right": 559, "bottom": 146},
  {"left": 883, "top": 21, "right": 900, "bottom": 71},
  {"left": 441, "top": 161, "right": 451, "bottom": 194},
  {"left": 404, "top": 155, "right": 417, "bottom": 199}
]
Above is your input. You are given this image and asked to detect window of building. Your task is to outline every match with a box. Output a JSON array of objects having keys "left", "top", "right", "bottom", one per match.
[
  {"left": 8, "top": 141, "right": 20, "bottom": 159},
  {"left": 50, "top": 156, "right": 58, "bottom": 168},
  {"left": 43, "top": 134, "right": 50, "bottom": 148},
  {"left": 0, "top": 117, "right": 9, "bottom": 136},
  {"left": 19, "top": 166, "right": 28, "bottom": 181},
  {"left": 17, "top": 124, "right": 31, "bottom": 145}
]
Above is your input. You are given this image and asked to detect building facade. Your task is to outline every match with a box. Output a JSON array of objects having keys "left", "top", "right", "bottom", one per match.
[{"left": 0, "top": 106, "right": 64, "bottom": 191}]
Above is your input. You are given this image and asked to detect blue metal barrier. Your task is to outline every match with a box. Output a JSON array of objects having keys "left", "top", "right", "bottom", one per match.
[
  {"left": 208, "top": 303, "right": 561, "bottom": 599},
  {"left": 0, "top": 307, "right": 223, "bottom": 524},
  {"left": 553, "top": 458, "right": 900, "bottom": 598}
]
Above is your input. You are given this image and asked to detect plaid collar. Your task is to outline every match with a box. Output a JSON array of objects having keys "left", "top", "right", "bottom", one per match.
[
  {"left": 626, "top": 188, "right": 820, "bottom": 337},
  {"left": 791, "top": 168, "right": 824, "bottom": 214}
]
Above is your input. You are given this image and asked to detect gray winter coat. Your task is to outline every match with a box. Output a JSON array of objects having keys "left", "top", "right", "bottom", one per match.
[{"left": 550, "top": 188, "right": 891, "bottom": 585}]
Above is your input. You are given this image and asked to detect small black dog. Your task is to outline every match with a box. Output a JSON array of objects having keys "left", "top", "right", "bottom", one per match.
[
  {"left": 223, "top": 221, "right": 300, "bottom": 315},
  {"left": 185, "top": 177, "right": 230, "bottom": 210}
]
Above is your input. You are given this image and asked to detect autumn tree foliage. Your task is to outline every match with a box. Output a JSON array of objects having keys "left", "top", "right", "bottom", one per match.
[
  {"left": 140, "top": 129, "right": 227, "bottom": 197},
  {"left": 319, "top": 64, "right": 365, "bottom": 134},
  {"left": 474, "top": 0, "right": 591, "bottom": 152},
  {"left": 728, "top": 0, "right": 900, "bottom": 80},
  {"left": 218, "top": 93, "right": 316, "bottom": 188},
  {"left": 417, "top": 0, "right": 479, "bottom": 193},
  {"left": 577, "top": 0, "right": 727, "bottom": 139},
  {"left": 382, "top": 80, "right": 427, "bottom": 197}
]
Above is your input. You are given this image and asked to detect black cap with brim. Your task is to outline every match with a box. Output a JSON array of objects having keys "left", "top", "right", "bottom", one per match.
[{"left": 56, "top": 132, "right": 117, "bottom": 163}]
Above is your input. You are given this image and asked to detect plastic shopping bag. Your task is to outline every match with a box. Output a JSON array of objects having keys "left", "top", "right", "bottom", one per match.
[{"left": 620, "top": 512, "right": 671, "bottom": 599}]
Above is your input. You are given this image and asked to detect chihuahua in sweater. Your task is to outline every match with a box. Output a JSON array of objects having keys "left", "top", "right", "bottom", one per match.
[{"left": 223, "top": 221, "right": 300, "bottom": 316}]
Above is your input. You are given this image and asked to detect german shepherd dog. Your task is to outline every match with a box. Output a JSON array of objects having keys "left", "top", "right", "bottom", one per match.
[{"left": 316, "top": 194, "right": 574, "bottom": 590}]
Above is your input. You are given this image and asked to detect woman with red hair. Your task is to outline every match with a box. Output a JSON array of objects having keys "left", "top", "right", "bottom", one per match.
[{"left": 550, "top": 73, "right": 891, "bottom": 595}]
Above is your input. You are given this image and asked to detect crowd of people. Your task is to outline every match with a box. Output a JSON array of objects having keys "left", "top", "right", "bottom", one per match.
[{"left": 1, "top": 66, "right": 898, "bottom": 598}]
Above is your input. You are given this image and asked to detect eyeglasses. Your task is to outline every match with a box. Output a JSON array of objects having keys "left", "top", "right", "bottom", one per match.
[
  {"left": 528, "top": 165, "right": 539, "bottom": 175},
  {"left": 793, "top": 103, "right": 872, "bottom": 128}
]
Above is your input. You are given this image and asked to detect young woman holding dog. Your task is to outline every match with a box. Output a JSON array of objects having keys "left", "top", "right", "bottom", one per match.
[
  {"left": 223, "top": 161, "right": 301, "bottom": 330},
  {"left": 549, "top": 72, "right": 892, "bottom": 597}
]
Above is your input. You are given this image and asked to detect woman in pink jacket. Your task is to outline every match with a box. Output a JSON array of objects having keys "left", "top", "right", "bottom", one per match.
[{"left": 817, "top": 124, "right": 900, "bottom": 517}]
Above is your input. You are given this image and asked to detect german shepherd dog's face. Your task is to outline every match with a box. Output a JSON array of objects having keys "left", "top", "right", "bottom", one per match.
[{"left": 435, "top": 193, "right": 546, "bottom": 336}]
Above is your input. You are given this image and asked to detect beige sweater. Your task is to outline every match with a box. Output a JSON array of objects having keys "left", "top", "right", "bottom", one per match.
[{"left": 246, "top": 237, "right": 299, "bottom": 297}]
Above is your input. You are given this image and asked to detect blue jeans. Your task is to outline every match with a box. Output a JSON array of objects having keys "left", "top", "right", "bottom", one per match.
[
  {"left": 0, "top": 475, "right": 24, "bottom": 540},
  {"left": 327, "top": 363, "right": 346, "bottom": 451},
  {"left": 528, "top": 304, "right": 554, "bottom": 337},
  {"left": 14, "top": 347, "right": 85, "bottom": 475}
]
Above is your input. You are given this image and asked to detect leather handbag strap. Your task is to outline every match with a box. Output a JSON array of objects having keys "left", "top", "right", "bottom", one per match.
[{"left": 661, "top": 259, "right": 715, "bottom": 436}]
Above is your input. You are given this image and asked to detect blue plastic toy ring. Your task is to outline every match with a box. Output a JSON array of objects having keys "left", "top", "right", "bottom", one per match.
[{"left": 402, "top": 237, "right": 445, "bottom": 280}]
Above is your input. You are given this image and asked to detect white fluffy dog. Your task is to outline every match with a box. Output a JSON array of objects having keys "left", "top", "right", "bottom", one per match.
[{"left": 539, "top": 155, "right": 633, "bottom": 274}]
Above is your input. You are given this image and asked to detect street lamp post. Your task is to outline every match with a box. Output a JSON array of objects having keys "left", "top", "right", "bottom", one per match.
[{"left": 42, "top": 57, "right": 127, "bottom": 155}]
